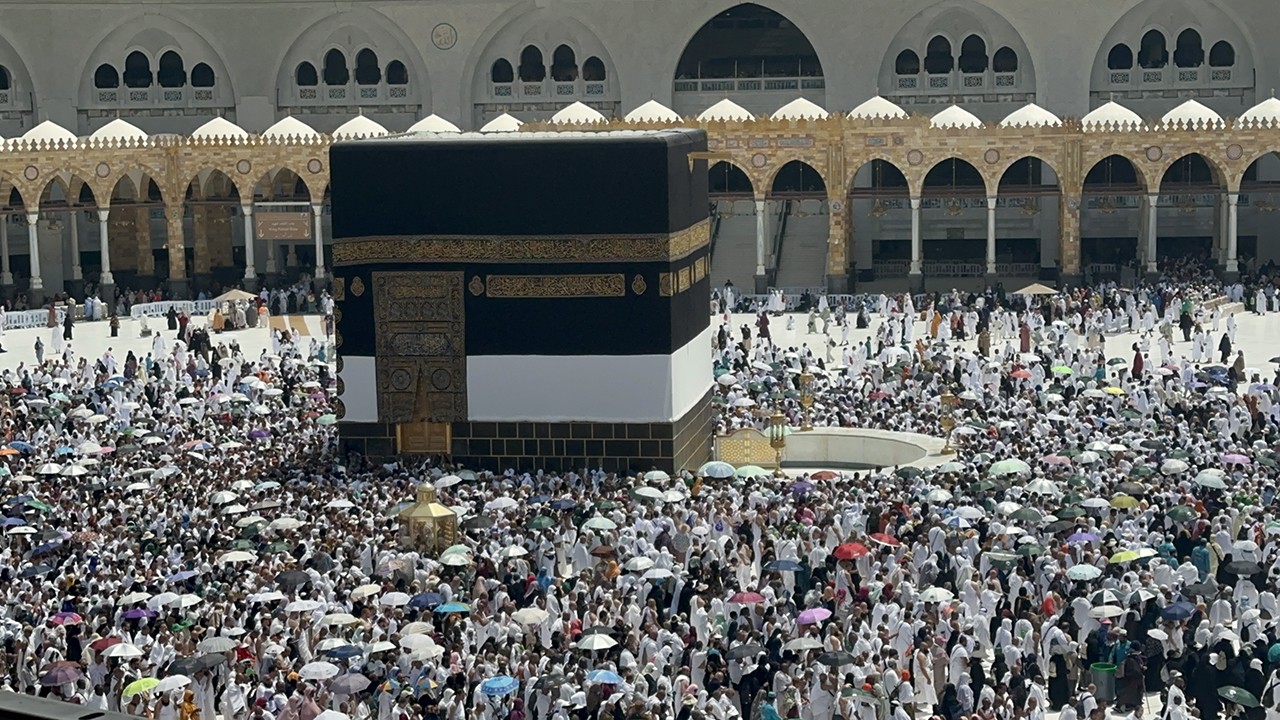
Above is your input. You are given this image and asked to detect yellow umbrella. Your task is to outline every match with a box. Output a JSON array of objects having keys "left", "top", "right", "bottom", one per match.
[
  {"left": 1103, "top": 387, "right": 1126, "bottom": 395},
  {"left": 1109, "top": 550, "right": 1141, "bottom": 563},
  {"left": 1111, "top": 494, "right": 1140, "bottom": 509},
  {"left": 123, "top": 678, "right": 159, "bottom": 698}
]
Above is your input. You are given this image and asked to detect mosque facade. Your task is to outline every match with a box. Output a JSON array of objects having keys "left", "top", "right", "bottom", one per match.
[{"left": 0, "top": 0, "right": 1278, "bottom": 299}]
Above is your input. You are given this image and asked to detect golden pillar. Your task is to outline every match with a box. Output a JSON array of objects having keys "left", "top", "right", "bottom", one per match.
[
  {"left": 165, "top": 204, "right": 186, "bottom": 282},
  {"left": 825, "top": 194, "right": 849, "bottom": 291},
  {"left": 192, "top": 205, "right": 211, "bottom": 275},
  {"left": 134, "top": 206, "right": 154, "bottom": 276},
  {"left": 1059, "top": 193, "right": 1082, "bottom": 278}
]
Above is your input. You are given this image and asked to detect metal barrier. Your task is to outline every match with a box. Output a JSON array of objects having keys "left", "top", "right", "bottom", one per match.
[{"left": 128, "top": 300, "right": 221, "bottom": 319}]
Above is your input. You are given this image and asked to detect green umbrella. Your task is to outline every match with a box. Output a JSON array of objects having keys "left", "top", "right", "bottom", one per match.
[
  {"left": 1167, "top": 448, "right": 1190, "bottom": 459},
  {"left": 969, "top": 480, "right": 998, "bottom": 492},
  {"left": 985, "top": 550, "right": 1019, "bottom": 568},
  {"left": 973, "top": 453, "right": 995, "bottom": 464},
  {"left": 595, "top": 501, "right": 618, "bottom": 511},
  {"left": 736, "top": 465, "right": 768, "bottom": 478},
  {"left": 1167, "top": 506, "right": 1199, "bottom": 522},
  {"left": 527, "top": 516, "right": 555, "bottom": 530},
  {"left": 1010, "top": 507, "right": 1043, "bottom": 523},
  {"left": 1217, "top": 686, "right": 1260, "bottom": 708},
  {"left": 25, "top": 500, "right": 52, "bottom": 512},
  {"left": 711, "top": 396, "right": 726, "bottom": 406},
  {"left": 1067, "top": 475, "right": 1091, "bottom": 488},
  {"left": 747, "top": 382, "right": 766, "bottom": 393},
  {"left": 1057, "top": 507, "right": 1085, "bottom": 519},
  {"left": 316, "top": 414, "right": 337, "bottom": 426},
  {"left": 1131, "top": 465, "right": 1154, "bottom": 477},
  {"left": 1107, "top": 358, "right": 1128, "bottom": 366},
  {"left": 49, "top": 392, "right": 70, "bottom": 402},
  {"left": 1066, "top": 564, "right": 1102, "bottom": 581},
  {"left": 1051, "top": 366, "right": 1074, "bottom": 375},
  {"left": 266, "top": 541, "right": 293, "bottom": 553},
  {"left": 1017, "top": 543, "right": 1046, "bottom": 557},
  {"left": 1120, "top": 408, "right": 1142, "bottom": 419},
  {"left": 1258, "top": 456, "right": 1278, "bottom": 468},
  {"left": 230, "top": 539, "right": 255, "bottom": 550}
]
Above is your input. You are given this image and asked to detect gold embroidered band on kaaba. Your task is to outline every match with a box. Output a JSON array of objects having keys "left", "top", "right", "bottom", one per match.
[{"left": 331, "top": 220, "right": 710, "bottom": 267}]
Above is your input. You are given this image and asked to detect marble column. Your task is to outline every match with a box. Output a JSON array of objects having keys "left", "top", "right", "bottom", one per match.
[
  {"left": 241, "top": 204, "right": 258, "bottom": 290},
  {"left": 985, "top": 196, "right": 997, "bottom": 277},
  {"left": 97, "top": 209, "right": 115, "bottom": 307},
  {"left": 1, "top": 217, "right": 12, "bottom": 287},
  {"left": 26, "top": 212, "right": 43, "bottom": 301},
  {"left": 1226, "top": 192, "right": 1239, "bottom": 277},
  {"left": 166, "top": 204, "right": 188, "bottom": 299},
  {"left": 1145, "top": 194, "right": 1158, "bottom": 276},
  {"left": 909, "top": 197, "right": 922, "bottom": 276},
  {"left": 311, "top": 203, "right": 325, "bottom": 280},
  {"left": 69, "top": 213, "right": 82, "bottom": 281}
]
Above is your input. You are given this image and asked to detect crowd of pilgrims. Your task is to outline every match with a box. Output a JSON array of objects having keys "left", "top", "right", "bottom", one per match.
[{"left": 0, "top": 259, "right": 1279, "bottom": 720}]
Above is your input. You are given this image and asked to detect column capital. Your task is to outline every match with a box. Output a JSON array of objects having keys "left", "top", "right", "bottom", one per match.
[
  {"left": 1228, "top": 192, "right": 1240, "bottom": 203},
  {"left": 97, "top": 208, "right": 110, "bottom": 222},
  {"left": 986, "top": 196, "right": 997, "bottom": 210},
  {"left": 311, "top": 203, "right": 324, "bottom": 214},
  {"left": 24, "top": 211, "right": 38, "bottom": 225},
  {"left": 240, "top": 203, "right": 254, "bottom": 215},
  {"left": 909, "top": 197, "right": 921, "bottom": 210}
]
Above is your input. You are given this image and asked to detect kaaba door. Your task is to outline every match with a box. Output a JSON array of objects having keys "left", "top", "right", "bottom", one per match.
[{"left": 373, "top": 271, "right": 468, "bottom": 426}]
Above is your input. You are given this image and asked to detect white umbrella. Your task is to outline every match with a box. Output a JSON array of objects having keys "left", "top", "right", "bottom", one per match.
[
  {"left": 379, "top": 592, "right": 411, "bottom": 607},
  {"left": 400, "top": 621, "right": 432, "bottom": 636},
  {"left": 1089, "top": 605, "right": 1126, "bottom": 619},
  {"left": 783, "top": 637, "right": 824, "bottom": 651},
  {"left": 919, "top": 587, "right": 954, "bottom": 603},
  {"left": 624, "top": 557, "right": 655, "bottom": 572},
  {"left": 925, "top": 489, "right": 952, "bottom": 503},
  {"left": 315, "top": 712, "right": 350, "bottom": 720},
  {"left": 198, "top": 636, "right": 237, "bottom": 653},
  {"left": 316, "top": 638, "right": 350, "bottom": 652},
  {"left": 642, "top": 568, "right": 675, "bottom": 580},
  {"left": 299, "top": 661, "right": 340, "bottom": 681},
  {"left": 217, "top": 550, "right": 256, "bottom": 564},
  {"left": 578, "top": 634, "right": 618, "bottom": 651},
  {"left": 148, "top": 592, "right": 179, "bottom": 610},
  {"left": 103, "top": 643, "right": 144, "bottom": 659},
  {"left": 410, "top": 645, "right": 445, "bottom": 661},
  {"left": 399, "top": 634, "right": 435, "bottom": 651},
  {"left": 221, "top": 504, "right": 248, "bottom": 515},
  {"left": 368, "top": 641, "right": 397, "bottom": 654},
  {"left": 643, "top": 470, "right": 671, "bottom": 482},
  {"left": 325, "top": 499, "right": 356, "bottom": 510},
  {"left": 497, "top": 545, "right": 528, "bottom": 559},
  {"left": 35, "top": 463, "right": 62, "bottom": 475},
  {"left": 156, "top": 675, "right": 191, "bottom": 693},
  {"left": 211, "top": 491, "right": 238, "bottom": 505},
  {"left": 285, "top": 600, "right": 324, "bottom": 613},
  {"left": 350, "top": 584, "right": 381, "bottom": 601},
  {"left": 485, "top": 497, "right": 518, "bottom": 511},
  {"left": 60, "top": 465, "right": 89, "bottom": 477},
  {"left": 268, "top": 517, "right": 306, "bottom": 531},
  {"left": 173, "top": 594, "right": 202, "bottom": 609},
  {"left": 435, "top": 475, "right": 462, "bottom": 488},
  {"left": 120, "top": 591, "right": 152, "bottom": 605},
  {"left": 6, "top": 526, "right": 35, "bottom": 535},
  {"left": 87, "top": 414, "right": 109, "bottom": 424},
  {"left": 511, "top": 607, "right": 550, "bottom": 625},
  {"left": 322, "top": 613, "right": 360, "bottom": 626}
]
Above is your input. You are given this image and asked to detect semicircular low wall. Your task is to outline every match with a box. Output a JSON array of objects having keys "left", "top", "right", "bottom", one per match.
[{"left": 779, "top": 427, "right": 948, "bottom": 471}]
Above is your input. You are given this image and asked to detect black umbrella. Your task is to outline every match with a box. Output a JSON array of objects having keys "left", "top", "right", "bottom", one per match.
[
  {"left": 19, "top": 564, "right": 52, "bottom": 578},
  {"left": 275, "top": 570, "right": 309, "bottom": 587},
  {"left": 1183, "top": 582, "right": 1217, "bottom": 597},
  {"left": 307, "top": 553, "right": 335, "bottom": 573},
  {"left": 580, "top": 625, "right": 615, "bottom": 636},
  {"left": 534, "top": 674, "right": 565, "bottom": 691},
  {"left": 817, "top": 651, "right": 856, "bottom": 667},
  {"left": 329, "top": 674, "right": 372, "bottom": 695},
  {"left": 1224, "top": 560, "right": 1262, "bottom": 576},
  {"left": 1116, "top": 482, "right": 1146, "bottom": 496},
  {"left": 168, "top": 657, "right": 203, "bottom": 676},
  {"left": 1044, "top": 520, "right": 1075, "bottom": 534},
  {"left": 462, "top": 516, "right": 494, "bottom": 531},
  {"left": 1140, "top": 440, "right": 1164, "bottom": 450},
  {"left": 727, "top": 643, "right": 764, "bottom": 660},
  {"left": 197, "top": 654, "right": 227, "bottom": 671}
]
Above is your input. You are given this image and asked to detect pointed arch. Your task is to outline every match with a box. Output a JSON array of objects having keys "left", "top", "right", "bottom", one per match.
[{"left": 77, "top": 14, "right": 236, "bottom": 108}]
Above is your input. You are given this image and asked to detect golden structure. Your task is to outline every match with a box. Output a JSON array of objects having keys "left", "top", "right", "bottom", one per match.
[
  {"left": 397, "top": 482, "right": 458, "bottom": 553},
  {"left": 768, "top": 407, "right": 788, "bottom": 477},
  {"left": 8, "top": 112, "right": 1280, "bottom": 297},
  {"left": 798, "top": 367, "right": 815, "bottom": 431},
  {"left": 715, "top": 427, "right": 778, "bottom": 469}
]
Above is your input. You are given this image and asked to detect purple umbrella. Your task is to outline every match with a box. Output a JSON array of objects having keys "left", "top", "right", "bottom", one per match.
[
  {"left": 123, "top": 608, "right": 156, "bottom": 619},
  {"left": 1067, "top": 532, "right": 1099, "bottom": 544},
  {"left": 797, "top": 607, "right": 832, "bottom": 625},
  {"left": 790, "top": 481, "right": 814, "bottom": 495},
  {"left": 1222, "top": 453, "right": 1250, "bottom": 466},
  {"left": 40, "top": 666, "right": 83, "bottom": 686},
  {"left": 249, "top": 429, "right": 271, "bottom": 440}
]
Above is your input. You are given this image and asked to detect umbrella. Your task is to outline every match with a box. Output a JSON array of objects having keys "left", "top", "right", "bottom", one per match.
[
  {"left": 380, "top": 592, "right": 412, "bottom": 607},
  {"left": 698, "top": 461, "right": 736, "bottom": 479},
  {"left": 919, "top": 587, "right": 954, "bottom": 603},
  {"left": 763, "top": 559, "right": 802, "bottom": 572},
  {"left": 275, "top": 570, "right": 309, "bottom": 587},
  {"left": 586, "top": 669, "right": 624, "bottom": 684},
  {"left": 797, "top": 608, "right": 832, "bottom": 625},
  {"left": 783, "top": 637, "right": 824, "bottom": 651},
  {"left": 816, "top": 651, "right": 856, "bottom": 667},
  {"left": 511, "top": 607, "right": 550, "bottom": 625},
  {"left": 156, "top": 675, "right": 192, "bottom": 693},
  {"left": 197, "top": 637, "right": 236, "bottom": 653},
  {"left": 869, "top": 533, "right": 900, "bottom": 547},
  {"left": 434, "top": 602, "right": 471, "bottom": 614},
  {"left": 1224, "top": 560, "right": 1262, "bottom": 576},
  {"left": 729, "top": 592, "right": 765, "bottom": 604},
  {"left": 1218, "top": 686, "right": 1260, "bottom": 708},
  {"left": 1089, "top": 589, "right": 1123, "bottom": 605},
  {"left": 481, "top": 676, "right": 520, "bottom": 697},
  {"left": 329, "top": 675, "right": 371, "bottom": 695},
  {"left": 123, "top": 678, "right": 159, "bottom": 698},
  {"left": 103, "top": 643, "right": 144, "bottom": 659},
  {"left": 1065, "top": 564, "right": 1102, "bottom": 581},
  {"left": 582, "top": 517, "right": 617, "bottom": 531},
  {"left": 300, "top": 661, "right": 340, "bottom": 681},
  {"left": 90, "top": 637, "right": 123, "bottom": 651},
  {"left": 988, "top": 459, "right": 1030, "bottom": 476},
  {"left": 578, "top": 634, "right": 618, "bottom": 651},
  {"left": 727, "top": 643, "right": 764, "bottom": 660},
  {"left": 833, "top": 542, "right": 869, "bottom": 560},
  {"left": 324, "top": 646, "right": 364, "bottom": 660},
  {"left": 40, "top": 666, "right": 83, "bottom": 686},
  {"left": 1167, "top": 505, "right": 1199, "bottom": 522}
]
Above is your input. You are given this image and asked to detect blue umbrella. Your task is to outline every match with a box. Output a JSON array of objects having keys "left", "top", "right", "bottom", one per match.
[
  {"left": 586, "top": 669, "right": 623, "bottom": 684},
  {"left": 324, "top": 645, "right": 364, "bottom": 660},
  {"left": 7, "top": 441, "right": 34, "bottom": 453},
  {"left": 409, "top": 592, "right": 444, "bottom": 608},
  {"left": 1161, "top": 601, "right": 1196, "bottom": 621},
  {"left": 30, "top": 542, "right": 60, "bottom": 557},
  {"left": 528, "top": 495, "right": 550, "bottom": 505},
  {"left": 481, "top": 676, "right": 519, "bottom": 697},
  {"left": 2, "top": 517, "right": 26, "bottom": 526},
  {"left": 763, "top": 560, "right": 802, "bottom": 572},
  {"left": 549, "top": 499, "right": 577, "bottom": 511},
  {"left": 54, "top": 446, "right": 74, "bottom": 456},
  {"left": 434, "top": 602, "right": 471, "bottom": 614}
]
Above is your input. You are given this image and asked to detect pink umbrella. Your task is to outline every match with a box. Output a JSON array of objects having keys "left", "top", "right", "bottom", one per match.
[
  {"left": 1222, "top": 454, "right": 1250, "bottom": 465},
  {"left": 729, "top": 592, "right": 765, "bottom": 605},
  {"left": 797, "top": 608, "right": 832, "bottom": 625},
  {"left": 1041, "top": 455, "right": 1071, "bottom": 465}
]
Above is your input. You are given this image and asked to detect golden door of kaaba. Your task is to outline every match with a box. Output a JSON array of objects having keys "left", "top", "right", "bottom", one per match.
[{"left": 372, "top": 271, "right": 468, "bottom": 424}]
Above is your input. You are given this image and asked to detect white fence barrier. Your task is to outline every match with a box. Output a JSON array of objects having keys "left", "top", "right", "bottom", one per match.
[{"left": 129, "top": 301, "right": 220, "bottom": 320}]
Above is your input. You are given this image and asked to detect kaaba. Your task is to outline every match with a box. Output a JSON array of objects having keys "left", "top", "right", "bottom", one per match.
[{"left": 330, "top": 129, "right": 714, "bottom": 474}]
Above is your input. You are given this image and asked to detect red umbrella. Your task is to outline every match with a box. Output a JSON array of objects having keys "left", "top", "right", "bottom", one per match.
[
  {"left": 869, "top": 533, "right": 901, "bottom": 547},
  {"left": 1011, "top": 369, "right": 1031, "bottom": 379},
  {"left": 834, "top": 542, "right": 869, "bottom": 560},
  {"left": 89, "top": 637, "right": 122, "bottom": 651},
  {"left": 811, "top": 471, "right": 838, "bottom": 481},
  {"left": 729, "top": 592, "right": 765, "bottom": 604},
  {"left": 868, "top": 391, "right": 889, "bottom": 400}
]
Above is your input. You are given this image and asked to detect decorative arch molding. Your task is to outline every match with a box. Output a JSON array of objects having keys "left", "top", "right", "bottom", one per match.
[
  {"left": 467, "top": 6, "right": 621, "bottom": 118},
  {"left": 1089, "top": 0, "right": 1256, "bottom": 97},
  {"left": 273, "top": 9, "right": 430, "bottom": 110},
  {"left": 0, "top": 31, "right": 36, "bottom": 115},
  {"left": 77, "top": 14, "right": 235, "bottom": 110},
  {"left": 879, "top": 1, "right": 1036, "bottom": 102}
]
